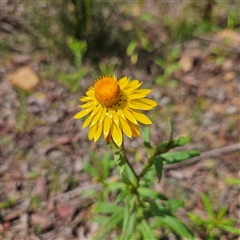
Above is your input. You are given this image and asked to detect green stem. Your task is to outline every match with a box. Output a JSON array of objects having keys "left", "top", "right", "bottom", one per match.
[
  {"left": 138, "top": 140, "right": 174, "bottom": 179},
  {"left": 138, "top": 154, "right": 155, "bottom": 179},
  {"left": 109, "top": 139, "right": 140, "bottom": 187},
  {"left": 122, "top": 148, "right": 140, "bottom": 186}
]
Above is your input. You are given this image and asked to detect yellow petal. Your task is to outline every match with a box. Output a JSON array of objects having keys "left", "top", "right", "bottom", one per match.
[
  {"left": 74, "top": 108, "right": 91, "bottom": 119},
  {"left": 112, "top": 122, "right": 122, "bottom": 147},
  {"left": 106, "top": 108, "right": 113, "bottom": 119},
  {"left": 123, "top": 108, "right": 138, "bottom": 125},
  {"left": 113, "top": 112, "right": 119, "bottom": 126},
  {"left": 138, "top": 98, "right": 157, "bottom": 107},
  {"left": 90, "top": 106, "right": 103, "bottom": 127},
  {"left": 100, "top": 107, "right": 106, "bottom": 123},
  {"left": 86, "top": 88, "right": 95, "bottom": 96},
  {"left": 127, "top": 120, "right": 140, "bottom": 137},
  {"left": 129, "top": 109, "right": 152, "bottom": 125},
  {"left": 88, "top": 123, "right": 97, "bottom": 140},
  {"left": 103, "top": 115, "right": 111, "bottom": 138},
  {"left": 129, "top": 98, "right": 157, "bottom": 110},
  {"left": 80, "top": 96, "right": 92, "bottom": 102},
  {"left": 117, "top": 108, "right": 127, "bottom": 120},
  {"left": 124, "top": 80, "right": 142, "bottom": 92},
  {"left": 127, "top": 89, "right": 152, "bottom": 99},
  {"left": 118, "top": 76, "right": 129, "bottom": 90},
  {"left": 80, "top": 101, "right": 97, "bottom": 108},
  {"left": 119, "top": 117, "right": 132, "bottom": 138},
  {"left": 94, "top": 122, "right": 103, "bottom": 142},
  {"left": 82, "top": 113, "right": 94, "bottom": 128}
]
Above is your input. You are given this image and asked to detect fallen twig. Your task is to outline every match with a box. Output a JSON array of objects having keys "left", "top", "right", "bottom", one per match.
[{"left": 164, "top": 143, "right": 240, "bottom": 170}]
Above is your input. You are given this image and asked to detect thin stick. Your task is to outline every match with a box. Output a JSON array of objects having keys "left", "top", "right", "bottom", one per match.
[{"left": 164, "top": 143, "right": 240, "bottom": 170}]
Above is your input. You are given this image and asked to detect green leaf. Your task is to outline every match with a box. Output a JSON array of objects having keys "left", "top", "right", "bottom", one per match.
[
  {"left": 161, "top": 215, "right": 194, "bottom": 239},
  {"left": 139, "top": 219, "right": 157, "bottom": 240},
  {"left": 93, "top": 202, "right": 123, "bottom": 214},
  {"left": 161, "top": 150, "right": 200, "bottom": 165},
  {"left": 83, "top": 159, "right": 97, "bottom": 178},
  {"left": 102, "top": 152, "right": 111, "bottom": 180},
  {"left": 93, "top": 210, "right": 124, "bottom": 239},
  {"left": 173, "top": 137, "right": 191, "bottom": 147},
  {"left": 121, "top": 203, "right": 130, "bottom": 239},
  {"left": 126, "top": 40, "right": 137, "bottom": 56},
  {"left": 224, "top": 178, "right": 240, "bottom": 185},
  {"left": 217, "top": 206, "right": 228, "bottom": 220},
  {"left": 154, "top": 58, "right": 165, "bottom": 68},
  {"left": 168, "top": 118, "right": 174, "bottom": 140},
  {"left": 149, "top": 201, "right": 170, "bottom": 217},
  {"left": 155, "top": 140, "right": 173, "bottom": 156},
  {"left": 138, "top": 187, "right": 167, "bottom": 200},
  {"left": 114, "top": 149, "right": 126, "bottom": 174},
  {"left": 167, "top": 198, "right": 185, "bottom": 212},
  {"left": 121, "top": 195, "right": 137, "bottom": 240},
  {"left": 115, "top": 189, "right": 129, "bottom": 204},
  {"left": 218, "top": 224, "right": 240, "bottom": 235},
  {"left": 106, "top": 182, "right": 125, "bottom": 193},
  {"left": 142, "top": 126, "right": 152, "bottom": 148},
  {"left": 122, "top": 163, "right": 138, "bottom": 187},
  {"left": 153, "top": 155, "right": 163, "bottom": 182},
  {"left": 92, "top": 215, "right": 109, "bottom": 227},
  {"left": 201, "top": 193, "right": 214, "bottom": 219}
]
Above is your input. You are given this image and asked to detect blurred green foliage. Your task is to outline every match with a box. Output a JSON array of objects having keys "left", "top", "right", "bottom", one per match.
[
  {"left": 3, "top": 0, "right": 239, "bottom": 89},
  {"left": 188, "top": 194, "right": 240, "bottom": 239}
]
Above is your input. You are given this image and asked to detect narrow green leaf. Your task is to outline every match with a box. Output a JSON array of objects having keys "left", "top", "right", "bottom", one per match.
[
  {"left": 142, "top": 126, "right": 152, "bottom": 148},
  {"left": 121, "top": 203, "right": 130, "bottom": 240},
  {"left": 138, "top": 187, "right": 167, "bottom": 200},
  {"left": 93, "top": 202, "right": 123, "bottom": 214},
  {"left": 167, "top": 198, "right": 185, "bottom": 212},
  {"left": 106, "top": 182, "right": 125, "bottom": 193},
  {"left": 217, "top": 206, "right": 228, "bottom": 220},
  {"left": 102, "top": 152, "right": 111, "bottom": 180},
  {"left": 161, "top": 150, "right": 200, "bottom": 165},
  {"left": 114, "top": 150, "right": 126, "bottom": 175},
  {"left": 224, "top": 178, "right": 240, "bottom": 185},
  {"left": 124, "top": 210, "right": 137, "bottom": 239},
  {"left": 149, "top": 201, "right": 170, "bottom": 217},
  {"left": 83, "top": 159, "right": 97, "bottom": 178},
  {"left": 122, "top": 163, "right": 138, "bottom": 187},
  {"left": 92, "top": 215, "right": 109, "bottom": 227},
  {"left": 153, "top": 155, "right": 163, "bottom": 182},
  {"left": 201, "top": 194, "right": 214, "bottom": 219},
  {"left": 126, "top": 40, "right": 137, "bottom": 56},
  {"left": 115, "top": 189, "right": 129, "bottom": 204},
  {"left": 173, "top": 137, "right": 191, "bottom": 147},
  {"left": 162, "top": 215, "right": 194, "bottom": 239},
  {"left": 93, "top": 210, "right": 124, "bottom": 239},
  {"left": 139, "top": 219, "right": 157, "bottom": 240},
  {"left": 218, "top": 224, "right": 240, "bottom": 235},
  {"left": 168, "top": 118, "right": 174, "bottom": 140},
  {"left": 121, "top": 196, "right": 137, "bottom": 240}
]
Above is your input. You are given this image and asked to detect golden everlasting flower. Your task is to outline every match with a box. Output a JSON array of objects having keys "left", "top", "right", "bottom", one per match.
[{"left": 74, "top": 75, "right": 157, "bottom": 147}]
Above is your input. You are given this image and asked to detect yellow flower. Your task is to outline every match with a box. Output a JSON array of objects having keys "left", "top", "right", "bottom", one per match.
[{"left": 74, "top": 75, "right": 157, "bottom": 147}]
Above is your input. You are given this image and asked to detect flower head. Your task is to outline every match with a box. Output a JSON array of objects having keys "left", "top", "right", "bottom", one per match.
[{"left": 74, "top": 75, "right": 157, "bottom": 147}]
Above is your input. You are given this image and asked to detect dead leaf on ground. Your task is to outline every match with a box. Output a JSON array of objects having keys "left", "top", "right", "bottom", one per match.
[
  {"left": 30, "top": 213, "right": 52, "bottom": 231},
  {"left": 6, "top": 66, "right": 39, "bottom": 91},
  {"left": 179, "top": 54, "right": 194, "bottom": 72}
]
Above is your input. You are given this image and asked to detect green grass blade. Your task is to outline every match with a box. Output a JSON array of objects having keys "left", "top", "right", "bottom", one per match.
[{"left": 139, "top": 219, "right": 157, "bottom": 240}]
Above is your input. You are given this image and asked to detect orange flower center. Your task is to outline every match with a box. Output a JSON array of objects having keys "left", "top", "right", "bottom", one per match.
[{"left": 94, "top": 76, "right": 121, "bottom": 107}]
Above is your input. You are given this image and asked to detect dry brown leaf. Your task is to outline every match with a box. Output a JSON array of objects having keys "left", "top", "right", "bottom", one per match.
[
  {"left": 6, "top": 66, "right": 39, "bottom": 91},
  {"left": 30, "top": 213, "right": 52, "bottom": 231},
  {"left": 217, "top": 29, "right": 240, "bottom": 48},
  {"left": 179, "top": 54, "right": 193, "bottom": 72},
  {"left": 33, "top": 176, "right": 48, "bottom": 199}
]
